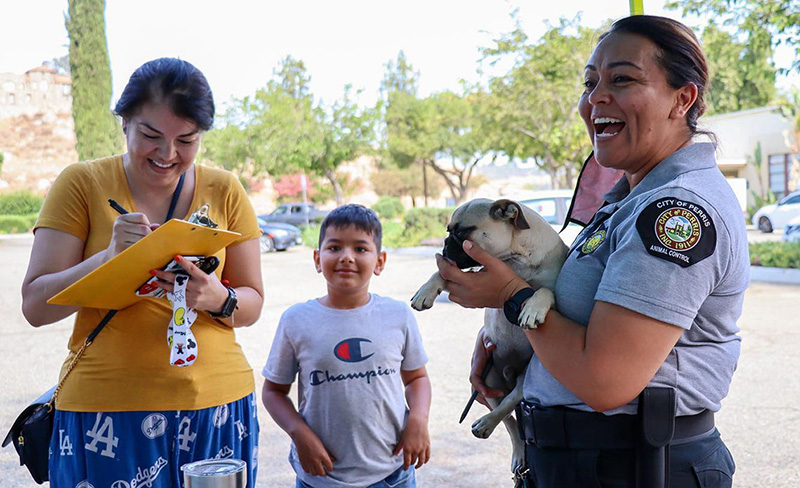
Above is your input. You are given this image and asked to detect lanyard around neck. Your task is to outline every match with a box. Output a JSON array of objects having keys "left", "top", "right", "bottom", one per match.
[{"left": 165, "top": 172, "right": 186, "bottom": 221}]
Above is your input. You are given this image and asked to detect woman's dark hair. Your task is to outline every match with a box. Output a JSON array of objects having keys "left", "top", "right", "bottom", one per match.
[
  {"left": 114, "top": 58, "right": 215, "bottom": 131},
  {"left": 318, "top": 204, "right": 383, "bottom": 251},
  {"left": 601, "top": 15, "right": 713, "bottom": 140}
]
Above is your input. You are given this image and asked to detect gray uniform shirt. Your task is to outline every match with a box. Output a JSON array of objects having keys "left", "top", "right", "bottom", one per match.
[
  {"left": 263, "top": 294, "right": 428, "bottom": 488},
  {"left": 523, "top": 143, "right": 748, "bottom": 416}
]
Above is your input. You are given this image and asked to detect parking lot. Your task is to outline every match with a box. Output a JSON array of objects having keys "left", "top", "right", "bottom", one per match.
[{"left": 1, "top": 234, "right": 798, "bottom": 487}]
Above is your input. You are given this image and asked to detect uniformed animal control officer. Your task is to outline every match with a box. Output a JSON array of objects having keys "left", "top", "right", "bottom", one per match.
[{"left": 437, "top": 15, "right": 746, "bottom": 488}]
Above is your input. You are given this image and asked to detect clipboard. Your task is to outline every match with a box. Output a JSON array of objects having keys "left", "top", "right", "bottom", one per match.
[{"left": 47, "top": 219, "right": 241, "bottom": 310}]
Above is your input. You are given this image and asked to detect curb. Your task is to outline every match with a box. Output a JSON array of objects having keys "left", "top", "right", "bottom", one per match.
[{"left": 749, "top": 266, "right": 800, "bottom": 286}]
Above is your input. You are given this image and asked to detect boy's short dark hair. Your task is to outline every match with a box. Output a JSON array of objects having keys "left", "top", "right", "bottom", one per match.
[{"left": 318, "top": 204, "right": 382, "bottom": 251}]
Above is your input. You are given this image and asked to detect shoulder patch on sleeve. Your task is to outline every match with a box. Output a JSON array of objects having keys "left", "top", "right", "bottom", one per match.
[{"left": 635, "top": 197, "right": 717, "bottom": 267}]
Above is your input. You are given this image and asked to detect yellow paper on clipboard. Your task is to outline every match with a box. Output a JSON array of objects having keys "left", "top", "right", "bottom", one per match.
[{"left": 47, "top": 219, "right": 241, "bottom": 310}]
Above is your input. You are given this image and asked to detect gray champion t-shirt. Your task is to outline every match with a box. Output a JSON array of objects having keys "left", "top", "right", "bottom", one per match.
[{"left": 263, "top": 294, "right": 428, "bottom": 488}]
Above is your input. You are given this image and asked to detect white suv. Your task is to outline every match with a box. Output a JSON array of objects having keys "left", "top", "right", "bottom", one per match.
[
  {"left": 752, "top": 191, "right": 800, "bottom": 233},
  {"left": 512, "top": 190, "right": 582, "bottom": 245}
]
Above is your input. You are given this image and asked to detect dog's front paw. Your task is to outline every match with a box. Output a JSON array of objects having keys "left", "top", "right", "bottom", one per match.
[
  {"left": 517, "top": 288, "right": 555, "bottom": 330},
  {"left": 410, "top": 278, "right": 443, "bottom": 311},
  {"left": 471, "top": 413, "right": 501, "bottom": 439}
]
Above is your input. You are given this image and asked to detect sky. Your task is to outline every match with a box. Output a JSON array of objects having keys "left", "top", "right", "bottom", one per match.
[{"left": 1, "top": 0, "right": 797, "bottom": 112}]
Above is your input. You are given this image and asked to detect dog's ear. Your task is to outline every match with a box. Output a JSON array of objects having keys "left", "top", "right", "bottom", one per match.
[{"left": 490, "top": 199, "right": 530, "bottom": 230}]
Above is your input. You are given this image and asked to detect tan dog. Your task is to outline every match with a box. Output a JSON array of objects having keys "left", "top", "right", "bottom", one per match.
[{"left": 411, "top": 198, "right": 567, "bottom": 474}]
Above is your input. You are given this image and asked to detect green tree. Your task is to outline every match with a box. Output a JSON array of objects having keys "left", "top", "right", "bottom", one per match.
[
  {"left": 65, "top": 0, "right": 121, "bottom": 161},
  {"left": 380, "top": 50, "right": 419, "bottom": 98},
  {"left": 370, "top": 165, "right": 444, "bottom": 207},
  {"left": 667, "top": 0, "right": 800, "bottom": 72},
  {"left": 383, "top": 87, "right": 499, "bottom": 205},
  {"left": 483, "top": 18, "right": 601, "bottom": 188},
  {"left": 46, "top": 55, "right": 71, "bottom": 75},
  {"left": 701, "top": 22, "right": 777, "bottom": 114},
  {"left": 203, "top": 57, "right": 375, "bottom": 204},
  {"left": 310, "top": 86, "right": 376, "bottom": 204},
  {"left": 202, "top": 56, "right": 322, "bottom": 177}
]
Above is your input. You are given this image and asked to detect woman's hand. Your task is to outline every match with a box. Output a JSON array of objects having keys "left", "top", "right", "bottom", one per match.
[
  {"left": 470, "top": 327, "right": 504, "bottom": 408},
  {"left": 106, "top": 213, "right": 159, "bottom": 261},
  {"left": 151, "top": 255, "right": 228, "bottom": 313},
  {"left": 435, "top": 240, "right": 530, "bottom": 309}
]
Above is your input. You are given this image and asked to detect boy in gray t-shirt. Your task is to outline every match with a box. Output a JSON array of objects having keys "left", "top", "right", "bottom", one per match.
[{"left": 262, "top": 205, "right": 431, "bottom": 488}]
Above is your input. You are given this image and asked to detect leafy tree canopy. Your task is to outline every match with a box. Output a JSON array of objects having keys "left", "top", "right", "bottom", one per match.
[
  {"left": 482, "top": 17, "right": 602, "bottom": 188},
  {"left": 667, "top": 0, "right": 800, "bottom": 73}
]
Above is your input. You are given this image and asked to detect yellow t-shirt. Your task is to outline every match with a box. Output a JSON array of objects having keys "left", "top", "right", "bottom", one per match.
[{"left": 36, "top": 155, "right": 261, "bottom": 412}]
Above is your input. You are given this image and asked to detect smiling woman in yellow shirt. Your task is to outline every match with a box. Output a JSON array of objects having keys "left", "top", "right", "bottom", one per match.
[{"left": 21, "top": 58, "right": 264, "bottom": 487}]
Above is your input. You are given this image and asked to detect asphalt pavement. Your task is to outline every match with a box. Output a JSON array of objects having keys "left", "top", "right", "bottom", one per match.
[{"left": 0, "top": 233, "right": 798, "bottom": 487}]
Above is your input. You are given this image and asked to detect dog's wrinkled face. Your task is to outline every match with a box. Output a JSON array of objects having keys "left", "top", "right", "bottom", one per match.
[{"left": 443, "top": 199, "right": 532, "bottom": 269}]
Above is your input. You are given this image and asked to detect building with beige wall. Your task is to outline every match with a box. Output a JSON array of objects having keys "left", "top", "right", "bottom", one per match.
[
  {"left": 700, "top": 105, "right": 799, "bottom": 208},
  {"left": 0, "top": 64, "right": 72, "bottom": 119}
]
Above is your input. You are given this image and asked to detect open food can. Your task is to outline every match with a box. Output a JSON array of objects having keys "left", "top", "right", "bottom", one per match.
[{"left": 181, "top": 458, "right": 247, "bottom": 488}]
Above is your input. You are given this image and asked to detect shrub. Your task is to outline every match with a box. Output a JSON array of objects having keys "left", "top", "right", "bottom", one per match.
[
  {"left": 399, "top": 207, "right": 453, "bottom": 247},
  {"left": 0, "top": 191, "right": 44, "bottom": 215},
  {"left": 403, "top": 207, "right": 453, "bottom": 233},
  {"left": 372, "top": 197, "right": 404, "bottom": 220},
  {"left": 302, "top": 225, "right": 321, "bottom": 249},
  {"left": 749, "top": 241, "right": 800, "bottom": 269},
  {"left": 0, "top": 213, "right": 38, "bottom": 234}
]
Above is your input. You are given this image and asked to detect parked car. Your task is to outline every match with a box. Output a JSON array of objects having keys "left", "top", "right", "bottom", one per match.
[
  {"left": 259, "top": 202, "right": 329, "bottom": 227},
  {"left": 752, "top": 190, "right": 800, "bottom": 233},
  {"left": 257, "top": 218, "right": 303, "bottom": 253},
  {"left": 784, "top": 215, "right": 800, "bottom": 243},
  {"left": 514, "top": 189, "right": 582, "bottom": 245}
]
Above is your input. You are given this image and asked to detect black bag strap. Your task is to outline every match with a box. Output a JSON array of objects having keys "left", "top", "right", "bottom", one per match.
[
  {"left": 165, "top": 171, "right": 186, "bottom": 223},
  {"left": 50, "top": 172, "right": 187, "bottom": 410}
]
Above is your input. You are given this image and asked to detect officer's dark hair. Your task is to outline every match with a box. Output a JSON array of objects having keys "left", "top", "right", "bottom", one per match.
[
  {"left": 115, "top": 58, "right": 215, "bottom": 131},
  {"left": 318, "top": 204, "right": 383, "bottom": 251},
  {"left": 601, "top": 15, "right": 714, "bottom": 142}
]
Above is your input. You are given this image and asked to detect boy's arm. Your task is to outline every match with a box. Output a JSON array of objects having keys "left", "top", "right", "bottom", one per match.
[
  {"left": 394, "top": 366, "right": 432, "bottom": 470},
  {"left": 262, "top": 379, "right": 336, "bottom": 476}
]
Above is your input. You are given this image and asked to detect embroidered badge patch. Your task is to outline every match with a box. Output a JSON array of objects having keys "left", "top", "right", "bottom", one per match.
[
  {"left": 636, "top": 197, "right": 716, "bottom": 267},
  {"left": 580, "top": 229, "right": 606, "bottom": 254}
]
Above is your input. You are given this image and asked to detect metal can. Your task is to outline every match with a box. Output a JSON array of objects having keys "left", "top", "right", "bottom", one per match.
[{"left": 181, "top": 458, "right": 247, "bottom": 488}]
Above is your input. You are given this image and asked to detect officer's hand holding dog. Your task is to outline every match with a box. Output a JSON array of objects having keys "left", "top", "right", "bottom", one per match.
[
  {"left": 435, "top": 240, "right": 530, "bottom": 309},
  {"left": 470, "top": 329, "right": 504, "bottom": 407}
]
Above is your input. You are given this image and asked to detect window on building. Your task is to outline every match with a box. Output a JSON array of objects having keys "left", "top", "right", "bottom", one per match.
[
  {"left": 769, "top": 154, "right": 792, "bottom": 199},
  {"left": 7, "top": 93, "right": 14, "bottom": 104}
]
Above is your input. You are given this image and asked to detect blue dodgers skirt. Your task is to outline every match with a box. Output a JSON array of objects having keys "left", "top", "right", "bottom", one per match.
[{"left": 49, "top": 392, "right": 259, "bottom": 488}]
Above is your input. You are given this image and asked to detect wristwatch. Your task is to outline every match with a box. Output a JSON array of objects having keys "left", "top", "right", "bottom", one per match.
[
  {"left": 503, "top": 287, "right": 535, "bottom": 326},
  {"left": 209, "top": 286, "right": 238, "bottom": 318}
]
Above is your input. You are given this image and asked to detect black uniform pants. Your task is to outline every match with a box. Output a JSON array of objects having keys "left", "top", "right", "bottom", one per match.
[{"left": 524, "top": 428, "right": 734, "bottom": 488}]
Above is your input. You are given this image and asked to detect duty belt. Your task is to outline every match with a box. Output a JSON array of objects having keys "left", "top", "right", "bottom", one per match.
[{"left": 517, "top": 402, "right": 714, "bottom": 450}]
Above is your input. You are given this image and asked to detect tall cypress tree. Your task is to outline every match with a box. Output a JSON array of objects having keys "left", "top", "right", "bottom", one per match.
[{"left": 66, "top": 0, "right": 121, "bottom": 161}]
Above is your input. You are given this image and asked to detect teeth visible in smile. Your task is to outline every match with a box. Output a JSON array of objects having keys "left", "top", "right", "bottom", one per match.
[
  {"left": 150, "top": 159, "right": 173, "bottom": 168},
  {"left": 593, "top": 117, "right": 624, "bottom": 124},
  {"left": 593, "top": 116, "right": 624, "bottom": 138}
]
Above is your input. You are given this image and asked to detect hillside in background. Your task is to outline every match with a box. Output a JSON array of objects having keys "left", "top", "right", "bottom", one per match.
[{"left": 0, "top": 112, "right": 77, "bottom": 192}]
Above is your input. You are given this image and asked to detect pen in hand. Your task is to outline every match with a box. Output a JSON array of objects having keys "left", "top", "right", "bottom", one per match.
[{"left": 108, "top": 199, "right": 128, "bottom": 215}]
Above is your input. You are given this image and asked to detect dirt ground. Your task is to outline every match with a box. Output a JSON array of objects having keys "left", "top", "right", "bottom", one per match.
[{"left": 1, "top": 236, "right": 798, "bottom": 487}]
